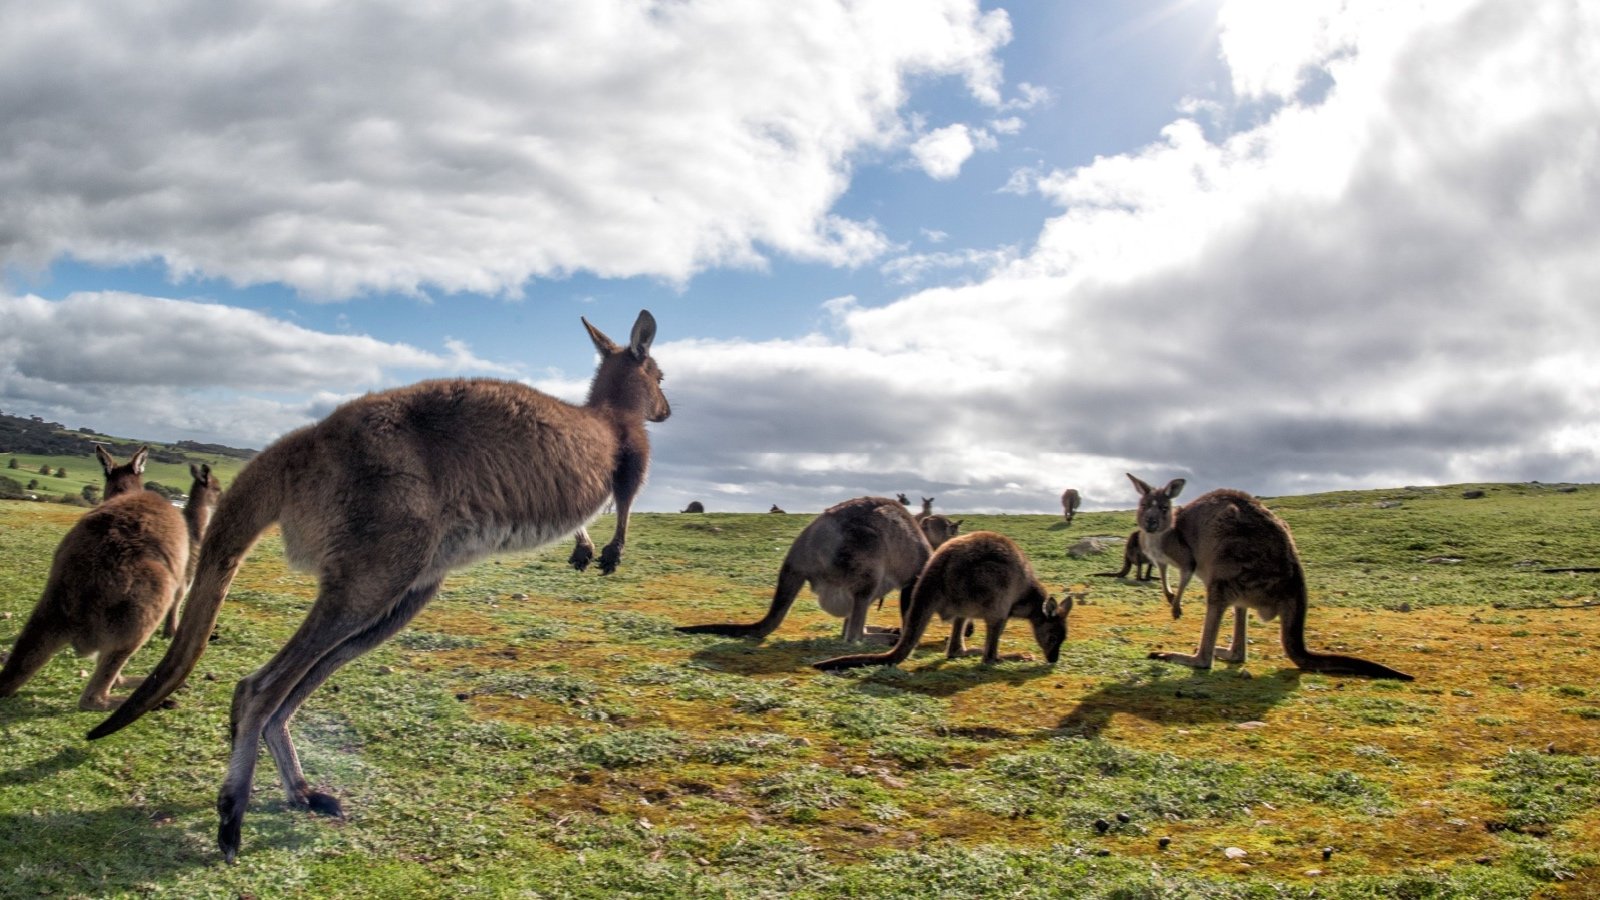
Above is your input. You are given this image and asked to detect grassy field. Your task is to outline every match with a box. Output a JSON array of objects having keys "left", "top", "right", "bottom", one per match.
[
  {"left": 2, "top": 446, "right": 248, "bottom": 504},
  {"left": 1, "top": 483, "right": 1598, "bottom": 898}
]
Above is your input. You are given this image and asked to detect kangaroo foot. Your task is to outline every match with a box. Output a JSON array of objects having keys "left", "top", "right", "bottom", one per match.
[
  {"left": 1148, "top": 651, "right": 1210, "bottom": 670},
  {"left": 568, "top": 544, "right": 594, "bottom": 572},
  {"left": 597, "top": 544, "right": 622, "bottom": 575}
]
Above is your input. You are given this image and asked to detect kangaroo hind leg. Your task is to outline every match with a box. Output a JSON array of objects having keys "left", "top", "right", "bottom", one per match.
[
  {"left": 217, "top": 563, "right": 429, "bottom": 863},
  {"left": 79, "top": 643, "right": 142, "bottom": 711},
  {"left": 1215, "top": 606, "right": 1248, "bottom": 663},
  {"left": 1149, "top": 584, "right": 1228, "bottom": 671}
]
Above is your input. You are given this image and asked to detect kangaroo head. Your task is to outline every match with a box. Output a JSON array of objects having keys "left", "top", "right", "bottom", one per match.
[
  {"left": 896, "top": 493, "right": 909, "bottom": 505},
  {"left": 1128, "top": 473, "right": 1184, "bottom": 535},
  {"left": 1029, "top": 587, "right": 1073, "bottom": 664},
  {"left": 97, "top": 445, "right": 149, "bottom": 499},
  {"left": 918, "top": 514, "right": 961, "bottom": 548},
  {"left": 189, "top": 463, "right": 222, "bottom": 506},
  {"left": 583, "top": 310, "right": 671, "bottom": 423}
]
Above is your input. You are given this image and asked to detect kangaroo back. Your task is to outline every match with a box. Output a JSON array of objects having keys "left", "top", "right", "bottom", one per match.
[{"left": 87, "top": 442, "right": 289, "bottom": 738}]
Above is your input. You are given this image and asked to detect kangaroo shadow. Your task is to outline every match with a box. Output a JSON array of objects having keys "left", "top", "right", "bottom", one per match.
[
  {"left": 847, "top": 654, "right": 1062, "bottom": 698},
  {"left": 688, "top": 636, "right": 884, "bottom": 676},
  {"left": 1053, "top": 665, "right": 1301, "bottom": 739},
  {"left": 0, "top": 744, "right": 92, "bottom": 787}
]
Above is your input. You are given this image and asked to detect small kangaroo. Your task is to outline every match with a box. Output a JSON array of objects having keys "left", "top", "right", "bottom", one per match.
[
  {"left": 895, "top": 493, "right": 910, "bottom": 506},
  {"left": 769, "top": 504, "right": 786, "bottom": 514},
  {"left": 916, "top": 497, "right": 934, "bottom": 520},
  {"left": 677, "top": 496, "right": 930, "bottom": 644},
  {"left": 1091, "top": 529, "right": 1154, "bottom": 581},
  {"left": 1061, "top": 488, "right": 1081, "bottom": 525},
  {"left": 1128, "top": 474, "right": 1412, "bottom": 680},
  {"left": 814, "top": 531, "right": 1069, "bottom": 670},
  {"left": 88, "top": 311, "right": 669, "bottom": 862},
  {"left": 1, "top": 448, "right": 218, "bottom": 710},
  {"left": 681, "top": 500, "right": 705, "bottom": 513}
]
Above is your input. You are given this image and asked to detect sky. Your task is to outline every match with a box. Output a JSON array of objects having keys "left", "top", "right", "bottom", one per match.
[{"left": 2, "top": 0, "right": 1598, "bottom": 514}]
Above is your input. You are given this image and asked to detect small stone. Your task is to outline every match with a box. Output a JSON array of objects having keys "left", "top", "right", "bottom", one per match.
[
  {"left": 1304, "top": 869, "right": 1322, "bottom": 877},
  {"left": 377, "top": 665, "right": 394, "bottom": 675},
  {"left": 1158, "top": 837, "right": 1172, "bottom": 850},
  {"left": 1115, "top": 812, "right": 1131, "bottom": 823},
  {"left": 455, "top": 692, "right": 471, "bottom": 701},
  {"left": 1398, "top": 602, "right": 1412, "bottom": 613},
  {"left": 1321, "top": 847, "right": 1334, "bottom": 861},
  {"left": 79, "top": 669, "right": 90, "bottom": 678},
  {"left": 1093, "top": 818, "right": 1110, "bottom": 834},
  {"left": 1236, "top": 721, "right": 1268, "bottom": 729},
  {"left": 1224, "top": 847, "right": 1247, "bottom": 860},
  {"left": 203, "top": 672, "right": 217, "bottom": 681},
  {"left": 512, "top": 593, "right": 529, "bottom": 602},
  {"left": 1545, "top": 743, "right": 1557, "bottom": 754},
  {"left": 1094, "top": 848, "right": 1110, "bottom": 857}
]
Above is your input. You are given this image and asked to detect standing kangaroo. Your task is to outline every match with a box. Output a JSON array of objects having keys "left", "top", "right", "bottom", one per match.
[
  {"left": 1091, "top": 529, "right": 1154, "bottom": 581},
  {"left": 1128, "top": 474, "right": 1412, "bottom": 680},
  {"left": 677, "top": 496, "right": 931, "bottom": 644},
  {"left": 88, "top": 311, "right": 669, "bottom": 862},
  {"left": 1, "top": 449, "right": 218, "bottom": 709},
  {"left": 916, "top": 497, "right": 934, "bottom": 520},
  {"left": 813, "top": 531, "right": 1069, "bottom": 670},
  {"left": 1061, "top": 488, "right": 1081, "bottom": 524}
]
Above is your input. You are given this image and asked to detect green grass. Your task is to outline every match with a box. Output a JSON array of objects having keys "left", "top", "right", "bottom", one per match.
[{"left": 2, "top": 483, "right": 1599, "bottom": 897}]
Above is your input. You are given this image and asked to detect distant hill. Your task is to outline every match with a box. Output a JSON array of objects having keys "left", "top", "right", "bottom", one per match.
[{"left": 0, "top": 409, "right": 256, "bottom": 462}]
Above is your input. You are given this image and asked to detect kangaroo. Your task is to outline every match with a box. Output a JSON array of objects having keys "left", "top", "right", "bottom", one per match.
[
  {"left": 677, "top": 496, "right": 930, "bottom": 644},
  {"left": 1128, "top": 474, "right": 1412, "bottom": 680},
  {"left": 681, "top": 501, "right": 705, "bottom": 513},
  {"left": 769, "top": 504, "right": 786, "bottom": 514},
  {"left": 1, "top": 448, "right": 215, "bottom": 710},
  {"left": 87, "top": 311, "right": 669, "bottom": 862},
  {"left": 1091, "top": 529, "right": 1154, "bottom": 581},
  {"left": 916, "top": 497, "right": 934, "bottom": 521},
  {"left": 814, "top": 531, "right": 1069, "bottom": 670},
  {"left": 896, "top": 492, "right": 910, "bottom": 506},
  {"left": 919, "top": 514, "right": 962, "bottom": 547},
  {"left": 1061, "top": 488, "right": 1081, "bottom": 525}
]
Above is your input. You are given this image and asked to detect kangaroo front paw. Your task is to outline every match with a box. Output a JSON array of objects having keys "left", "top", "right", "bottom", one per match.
[
  {"left": 568, "top": 544, "right": 594, "bottom": 571},
  {"left": 597, "top": 545, "right": 622, "bottom": 575}
]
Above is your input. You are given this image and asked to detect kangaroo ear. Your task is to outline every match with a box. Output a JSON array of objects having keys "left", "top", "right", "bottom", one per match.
[
  {"left": 582, "top": 316, "right": 618, "bottom": 354},
  {"left": 1164, "top": 478, "right": 1186, "bottom": 499},
  {"left": 130, "top": 446, "right": 149, "bottom": 475},
  {"left": 952, "top": 519, "right": 963, "bottom": 530},
  {"left": 1043, "top": 597, "right": 1058, "bottom": 617},
  {"left": 1127, "top": 473, "right": 1153, "bottom": 496},
  {"left": 190, "top": 463, "right": 201, "bottom": 480},
  {"left": 202, "top": 464, "right": 212, "bottom": 481},
  {"left": 96, "top": 445, "right": 117, "bottom": 474},
  {"left": 628, "top": 310, "right": 657, "bottom": 361}
]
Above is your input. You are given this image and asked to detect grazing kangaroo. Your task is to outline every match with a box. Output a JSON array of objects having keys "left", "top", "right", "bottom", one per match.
[
  {"left": 681, "top": 501, "right": 705, "bottom": 513},
  {"left": 1061, "top": 488, "right": 1081, "bottom": 524},
  {"left": 916, "top": 497, "right": 934, "bottom": 520},
  {"left": 677, "top": 496, "right": 930, "bottom": 644},
  {"left": 1091, "top": 529, "right": 1154, "bottom": 581},
  {"left": 87, "top": 310, "right": 670, "bottom": 862},
  {"left": 1, "top": 449, "right": 217, "bottom": 710},
  {"left": 814, "top": 531, "right": 1069, "bottom": 670},
  {"left": 769, "top": 504, "right": 786, "bottom": 514},
  {"left": 919, "top": 514, "right": 962, "bottom": 547},
  {"left": 1128, "top": 474, "right": 1412, "bottom": 680}
]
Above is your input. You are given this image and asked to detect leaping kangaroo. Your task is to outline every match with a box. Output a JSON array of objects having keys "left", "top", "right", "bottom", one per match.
[
  {"left": 87, "top": 310, "right": 670, "bottom": 862},
  {"left": 1128, "top": 473, "right": 1412, "bottom": 681}
]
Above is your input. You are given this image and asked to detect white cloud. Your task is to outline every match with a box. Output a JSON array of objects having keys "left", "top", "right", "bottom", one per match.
[
  {"left": 0, "top": 0, "right": 1010, "bottom": 298},
  {"left": 0, "top": 291, "right": 513, "bottom": 445},
  {"left": 647, "top": 0, "right": 1600, "bottom": 510},
  {"left": 909, "top": 124, "right": 980, "bottom": 180}
]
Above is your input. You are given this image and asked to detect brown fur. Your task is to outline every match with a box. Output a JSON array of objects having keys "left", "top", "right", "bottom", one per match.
[
  {"left": 677, "top": 496, "right": 931, "bottom": 644},
  {"left": 87, "top": 311, "right": 669, "bottom": 863},
  {"left": 681, "top": 501, "right": 705, "bottom": 513},
  {"left": 1061, "top": 488, "right": 1081, "bottom": 524},
  {"left": 1091, "top": 529, "right": 1154, "bottom": 581},
  {"left": 915, "top": 496, "right": 934, "bottom": 521},
  {"left": 814, "top": 531, "right": 1069, "bottom": 670},
  {"left": 1128, "top": 474, "right": 1412, "bottom": 680},
  {"left": 918, "top": 514, "right": 962, "bottom": 548},
  {"left": 0, "top": 449, "right": 217, "bottom": 710}
]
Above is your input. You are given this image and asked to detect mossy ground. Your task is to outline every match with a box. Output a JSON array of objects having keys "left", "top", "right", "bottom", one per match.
[{"left": 1, "top": 483, "right": 1597, "bottom": 897}]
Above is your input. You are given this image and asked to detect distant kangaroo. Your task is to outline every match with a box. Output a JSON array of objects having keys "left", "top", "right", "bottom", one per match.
[
  {"left": 814, "top": 531, "right": 1070, "bottom": 670},
  {"left": 1128, "top": 474, "right": 1412, "bottom": 680},
  {"left": 916, "top": 497, "right": 934, "bottom": 520},
  {"left": 1, "top": 448, "right": 218, "bottom": 709},
  {"left": 769, "top": 504, "right": 786, "bottom": 514},
  {"left": 1091, "top": 529, "right": 1154, "bottom": 581},
  {"left": 1061, "top": 488, "right": 1081, "bottom": 524},
  {"left": 87, "top": 310, "right": 670, "bottom": 862},
  {"left": 677, "top": 496, "right": 931, "bottom": 644},
  {"left": 896, "top": 493, "right": 910, "bottom": 506},
  {"left": 681, "top": 501, "right": 705, "bottom": 513}
]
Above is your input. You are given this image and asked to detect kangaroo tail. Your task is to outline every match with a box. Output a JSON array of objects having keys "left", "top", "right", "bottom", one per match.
[
  {"left": 87, "top": 453, "right": 287, "bottom": 739},
  {"left": 1280, "top": 582, "right": 1414, "bottom": 681},
  {"left": 676, "top": 560, "right": 807, "bottom": 639}
]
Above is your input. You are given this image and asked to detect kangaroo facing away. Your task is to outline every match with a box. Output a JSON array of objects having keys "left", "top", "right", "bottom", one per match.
[
  {"left": 1128, "top": 474, "right": 1412, "bottom": 681},
  {"left": 1091, "top": 529, "right": 1154, "bottom": 581},
  {"left": 813, "top": 531, "right": 1070, "bottom": 671},
  {"left": 1061, "top": 488, "right": 1081, "bottom": 524},
  {"left": 677, "top": 496, "right": 931, "bottom": 644},
  {"left": 87, "top": 311, "right": 669, "bottom": 862},
  {"left": 1, "top": 449, "right": 218, "bottom": 710},
  {"left": 681, "top": 501, "right": 705, "bottom": 513}
]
